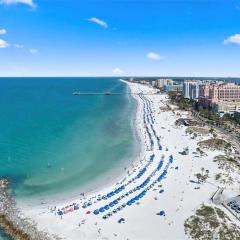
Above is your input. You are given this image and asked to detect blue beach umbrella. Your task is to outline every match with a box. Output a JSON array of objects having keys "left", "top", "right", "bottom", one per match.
[
  {"left": 159, "top": 189, "right": 164, "bottom": 193},
  {"left": 99, "top": 207, "right": 105, "bottom": 213},
  {"left": 104, "top": 205, "right": 109, "bottom": 210},
  {"left": 57, "top": 211, "right": 64, "bottom": 216},
  {"left": 130, "top": 199, "right": 135, "bottom": 204},
  {"left": 134, "top": 196, "right": 139, "bottom": 201},
  {"left": 109, "top": 202, "right": 115, "bottom": 207},
  {"left": 159, "top": 210, "right": 165, "bottom": 216}
]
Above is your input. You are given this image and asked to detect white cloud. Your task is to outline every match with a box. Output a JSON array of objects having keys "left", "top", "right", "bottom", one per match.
[
  {"left": 88, "top": 17, "right": 108, "bottom": 28},
  {"left": 29, "top": 48, "right": 38, "bottom": 54},
  {"left": 0, "top": 28, "right": 6, "bottom": 35},
  {"left": 0, "top": 38, "right": 9, "bottom": 48},
  {"left": 223, "top": 34, "right": 240, "bottom": 45},
  {"left": 13, "top": 43, "right": 24, "bottom": 48},
  {"left": 0, "top": 0, "right": 36, "bottom": 7},
  {"left": 112, "top": 67, "right": 124, "bottom": 75},
  {"left": 146, "top": 52, "right": 164, "bottom": 60}
]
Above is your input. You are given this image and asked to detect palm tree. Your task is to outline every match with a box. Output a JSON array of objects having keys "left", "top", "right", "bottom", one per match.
[{"left": 195, "top": 173, "right": 202, "bottom": 184}]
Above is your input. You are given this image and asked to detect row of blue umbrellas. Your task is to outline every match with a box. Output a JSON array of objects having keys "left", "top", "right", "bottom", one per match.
[
  {"left": 105, "top": 185, "right": 125, "bottom": 199},
  {"left": 94, "top": 158, "right": 167, "bottom": 216},
  {"left": 93, "top": 96, "right": 173, "bottom": 218},
  {"left": 99, "top": 155, "right": 175, "bottom": 220}
]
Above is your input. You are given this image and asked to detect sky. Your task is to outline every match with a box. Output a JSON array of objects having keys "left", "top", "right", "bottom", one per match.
[{"left": 0, "top": 0, "right": 240, "bottom": 77}]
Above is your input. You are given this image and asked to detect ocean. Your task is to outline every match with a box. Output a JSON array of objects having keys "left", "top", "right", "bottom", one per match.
[
  {"left": 0, "top": 230, "right": 12, "bottom": 240},
  {"left": 0, "top": 77, "right": 138, "bottom": 202}
]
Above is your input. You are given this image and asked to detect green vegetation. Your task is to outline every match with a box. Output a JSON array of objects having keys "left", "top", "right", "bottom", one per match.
[
  {"left": 214, "top": 155, "right": 240, "bottom": 172},
  {"left": 186, "top": 126, "right": 210, "bottom": 136},
  {"left": 196, "top": 147, "right": 206, "bottom": 156},
  {"left": 214, "top": 172, "right": 233, "bottom": 185},
  {"left": 168, "top": 92, "right": 240, "bottom": 135},
  {"left": 184, "top": 205, "right": 240, "bottom": 240},
  {"left": 215, "top": 173, "right": 222, "bottom": 181},
  {"left": 198, "top": 138, "right": 232, "bottom": 152},
  {"left": 168, "top": 92, "right": 193, "bottom": 111},
  {"left": 213, "top": 155, "right": 240, "bottom": 185},
  {"left": 195, "top": 168, "right": 209, "bottom": 184}
]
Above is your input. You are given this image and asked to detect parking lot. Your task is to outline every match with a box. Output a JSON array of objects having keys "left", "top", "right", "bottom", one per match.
[{"left": 225, "top": 196, "right": 240, "bottom": 217}]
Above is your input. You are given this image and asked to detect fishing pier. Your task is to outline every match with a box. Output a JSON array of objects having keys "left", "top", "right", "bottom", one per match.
[{"left": 72, "top": 92, "right": 156, "bottom": 96}]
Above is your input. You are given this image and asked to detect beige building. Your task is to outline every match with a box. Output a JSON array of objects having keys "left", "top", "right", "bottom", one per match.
[
  {"left": 156, "top": 79, "right": 173, "bottom": 88},
  {"left": 213, "top": 101, "right": 240, "bottom": 115}
]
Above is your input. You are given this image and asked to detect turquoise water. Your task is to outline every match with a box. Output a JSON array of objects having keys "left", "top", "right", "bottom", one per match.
[
  {"left": 0, "top": 77, "right": 138, "bottom": 201},
  {"left": 0, "top": 230, "right": 11, "bottom": 240},
  {"left": 0, "top": 229, "right": 12, "bottom": 240}
]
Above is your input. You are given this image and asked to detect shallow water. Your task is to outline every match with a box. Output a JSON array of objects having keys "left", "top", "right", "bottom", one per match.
[
  {"left": 0, "top": 230, "right": 12, "bottom": 240},
  {"left": 0, "top": 77, "right": 138, "bottom": 201}
]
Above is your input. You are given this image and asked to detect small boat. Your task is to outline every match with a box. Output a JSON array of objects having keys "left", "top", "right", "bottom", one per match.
[{"left": 104, "top": 92, "right": 111, "bottom": 95}]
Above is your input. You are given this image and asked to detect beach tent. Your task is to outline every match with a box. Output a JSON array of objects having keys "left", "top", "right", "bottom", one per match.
[{"left": 86, "top": 211, "right": 91, "bottom": 214}]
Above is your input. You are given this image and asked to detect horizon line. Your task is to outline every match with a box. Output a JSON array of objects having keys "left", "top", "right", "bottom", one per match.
[{"left": 0, "top": 76, "right": 239, "bottom": 79}]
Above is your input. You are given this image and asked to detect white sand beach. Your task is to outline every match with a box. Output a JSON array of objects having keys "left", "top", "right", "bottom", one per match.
[{"left": 20, "top": 81, "right": 240, "bottom": 240}]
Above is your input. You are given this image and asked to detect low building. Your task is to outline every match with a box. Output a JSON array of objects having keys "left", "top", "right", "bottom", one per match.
[{"left": 212, "top": 101, "right": 240, "bottom": 116}]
